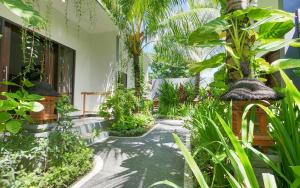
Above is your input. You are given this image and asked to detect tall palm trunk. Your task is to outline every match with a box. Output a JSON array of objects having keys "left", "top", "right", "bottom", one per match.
[
  {"left": 133, "top": 53, "right": 142, "bottom": 98},
  {"left": 226, "top": 0, "right": 257, "bottom": 83},
  {"left": 128, "top": 33, "right": 144, "bottom": 98},
  {"left": 194, "top": 73, "right": 200, "bottom": 97}
]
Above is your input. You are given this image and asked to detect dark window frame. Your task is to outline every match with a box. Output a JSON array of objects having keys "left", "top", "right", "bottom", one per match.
[{"left": 0, "top": 16, "right": 76, "bottom": 103}]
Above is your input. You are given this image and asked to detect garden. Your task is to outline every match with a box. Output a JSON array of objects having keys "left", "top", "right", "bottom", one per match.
[{"left": 1, "top": 0, "right": 300, "bottom": 188}]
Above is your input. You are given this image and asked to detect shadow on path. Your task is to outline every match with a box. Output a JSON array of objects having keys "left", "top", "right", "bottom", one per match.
[{"left": 80, "top": 121, "right": 189, "bottom": 188}]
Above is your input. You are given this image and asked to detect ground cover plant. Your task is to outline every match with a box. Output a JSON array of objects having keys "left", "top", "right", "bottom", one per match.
[
  {"left": 0, "top": 132, "right": 93, "bottom": 188},
  {"left": 99, "top": 87, "right": 154, "bottom": 137},
  {"left": 0, "top": 95, "right": 94, "bottom": 188}
]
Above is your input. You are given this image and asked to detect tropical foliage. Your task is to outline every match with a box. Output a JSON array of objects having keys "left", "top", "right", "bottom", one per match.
[
  {"left": 154, "top": 71, "right": 300, "bottom": 188},
  {"left": 100, "top": 0, "right": 183, "bottom": 97},
  {"left": 153, "top": 0, "right": 221, "bottom": 93},
  {"left": 0, "top": 131, "right": 93, "bottom": 188},
  {"left": 156, "top": 81, "right": 195, "bottom": 119},
  {"left": 99, "top": 87, "right": 154, "bottom": 136},
  {"left": 189, "top": 6, "right": 300, "bottom": 83},
  {"left": 0, "top": 0, "right": 46, "bottom": 29},
  {"left": 0, "top": 2, "right": 94, "bottom": 188},
  {"left": 0, "top": 81, "right": 44, "bottom": 134}
]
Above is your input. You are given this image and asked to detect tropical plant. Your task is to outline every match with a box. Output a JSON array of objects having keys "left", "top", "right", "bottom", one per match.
[
  {"left": 154, "top": 0, "right": 221, "bottom": 95},
  {"left": 156, "top": 81, "right": 196, "bottom": 118},
  {"left": 242, "top": 70, "right": 300, "bottom": 187},
  {"left": 0, "top": 81, "right": 44, "bottom": 134},
  {"left": 188, "top": 98, "right": 230, "bottom": 187},
  {"left": 56, "top": 95, "right": 79, "bottom": 131},
  {"left": 152, "top": 117, "right": 282, "bottom": 188},
  {"left": 189, "top": 6, "right": 300, "bottom": 83},
  {"left": 99, "top": 87, "right": 153, "bottom": 136},
  {"left": 158, "top": 81, "right": 180, "bottom": 109},
  {"left": 150, "top": 52, "right": 191, "bottom": 79},
  {"left": 0, "top": 131, "right": 93, "bottom": 188},
  {"left": 100, "top": 0, "right": 183, "bottom": 98}
]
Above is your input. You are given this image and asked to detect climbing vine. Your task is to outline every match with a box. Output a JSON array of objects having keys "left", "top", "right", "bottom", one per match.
[{"left": 64, "top": 0, "right": 97, "bottom": 34}]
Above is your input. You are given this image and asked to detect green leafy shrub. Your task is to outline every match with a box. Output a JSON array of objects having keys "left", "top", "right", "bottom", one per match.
[
  {"left": 44, "top": 131, "right": 93, "bottom": 187},
  {"left": 242, "top": 70, "right": 300, "bottom": 187},
  {"left": 188, "top": 98, "right": 230, "bottom": 186},
  {"left": 99, "top": 87, "right": 154, "bottom": 136},
  {"left": 157, "top": 81, "right": 195, "bottom": 119},
  {"left": 56, "top": 95, "right": 79, "bottom": 131},
  {"left": 158, "top": 81, "right": 180, "bottom": 109},
  {"left": 0, "top": 132, "right": 93, "bottom": 188}
]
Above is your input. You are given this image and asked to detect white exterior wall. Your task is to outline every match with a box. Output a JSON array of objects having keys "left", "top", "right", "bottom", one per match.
[{"left": 0, "top": 4, "right": 118, "bottom": 114}]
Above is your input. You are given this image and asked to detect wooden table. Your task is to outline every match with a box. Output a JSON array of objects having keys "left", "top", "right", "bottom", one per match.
[{"left": 81, "top": 91, "right": 111, "bottom": 117}]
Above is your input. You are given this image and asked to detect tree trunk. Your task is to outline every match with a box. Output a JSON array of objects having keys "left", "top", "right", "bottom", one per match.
[
  {"left": 194, "top": 73, "right": 200, "bottom": 98},
  {"left": 226, "top": 0, "right": 257, "bottom": 83},
  {"left": 133, "top": 53, "right": 142, "bottom": 98}
]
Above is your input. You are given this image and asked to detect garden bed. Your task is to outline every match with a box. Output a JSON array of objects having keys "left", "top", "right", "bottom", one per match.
[
  {"left": 108, "top": 124, "right": 155, "bottom": 137},
  {"left": 0, "top": 131, "right": 93, "bottom": 188}
]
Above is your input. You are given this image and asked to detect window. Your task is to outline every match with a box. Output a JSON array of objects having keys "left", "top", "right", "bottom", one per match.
[{"left": 0, "top": 17, "right": 75, "bottom": 102}]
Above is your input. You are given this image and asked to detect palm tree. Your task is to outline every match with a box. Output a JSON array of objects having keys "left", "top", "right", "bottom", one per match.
[
  {"left": 99, "top": 0, "right": 183, "bottom": 98},
  {"left": 154, "top": 0, "right": 220, "bottom": 97}
]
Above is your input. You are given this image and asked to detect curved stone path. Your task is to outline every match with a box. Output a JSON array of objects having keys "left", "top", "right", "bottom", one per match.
[{"left": 79, "top": 120, "right": 189, "bottom": 188}]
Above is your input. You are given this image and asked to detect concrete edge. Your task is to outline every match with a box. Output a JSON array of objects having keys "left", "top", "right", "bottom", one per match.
[
  {"left": 70, "top": 155, "right": 104, "bottom": 188},
  {"left": 184, "top": 132, "right": 194, "bottom": 188}
]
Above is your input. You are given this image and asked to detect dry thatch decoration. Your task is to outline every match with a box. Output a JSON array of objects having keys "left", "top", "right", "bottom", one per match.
[{"left": 221, "top": 78, "right": 284, "bottom": 101}]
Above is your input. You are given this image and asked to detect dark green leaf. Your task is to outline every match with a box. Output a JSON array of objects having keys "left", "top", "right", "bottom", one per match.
[
  {"left": 189, "top": 53, "right": 226, "bottom": 74},
  {"left": 0, "top": 112, "right": 11, "bottom": 122},
  {"left": 22, "top": 78, "right": 34, "bottom": 88},
  {"left": 188, "top": 17, "right": 229, "bottom": 46},
  {"left": 0, "top": 123, "right": 5, "bottom": 132},
  {"left": 5, "top": 120, "right": 22, "bottom": 134},
  {"left": 259, "top": 21, "right": 294, "bottom": 39},
  {"left": 0, "top": 81, "right": 19, "bottom": 86}
]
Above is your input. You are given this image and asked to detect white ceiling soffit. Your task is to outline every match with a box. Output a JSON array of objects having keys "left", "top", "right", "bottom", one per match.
[{"left": 43, "top": 0, "right": 118, "bottom": 33}]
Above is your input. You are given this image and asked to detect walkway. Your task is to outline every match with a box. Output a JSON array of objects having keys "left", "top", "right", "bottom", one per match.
[{"left": 80, "top": 120, "right": 189, "bottom": 188}]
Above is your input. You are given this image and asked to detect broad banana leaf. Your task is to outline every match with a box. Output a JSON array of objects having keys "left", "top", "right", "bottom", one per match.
[
  {"left": 268, "top": 59, "right": 300, "bottom": 74},
  {"left": 189, "top": 53, "right": 226, "bottom": 74},
  {"left": 247, "top": 8, "right": 294, "bottom": 22},
  {"left": 0, "top": 0, "right": 46, "bottom": 28},
  {"left": 255, "top": 39, "right": 299, "bottom": 57},
  {"left": 259, "top": 21, "right": 294, "bottom": 39},
  {"left": 188, "top": 17, "right": 229, "bottom": 46}
]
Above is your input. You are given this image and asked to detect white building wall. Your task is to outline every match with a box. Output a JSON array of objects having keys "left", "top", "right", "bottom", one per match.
[{"left": 0, "top": 4, "right": 118, "bottom": 115}]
